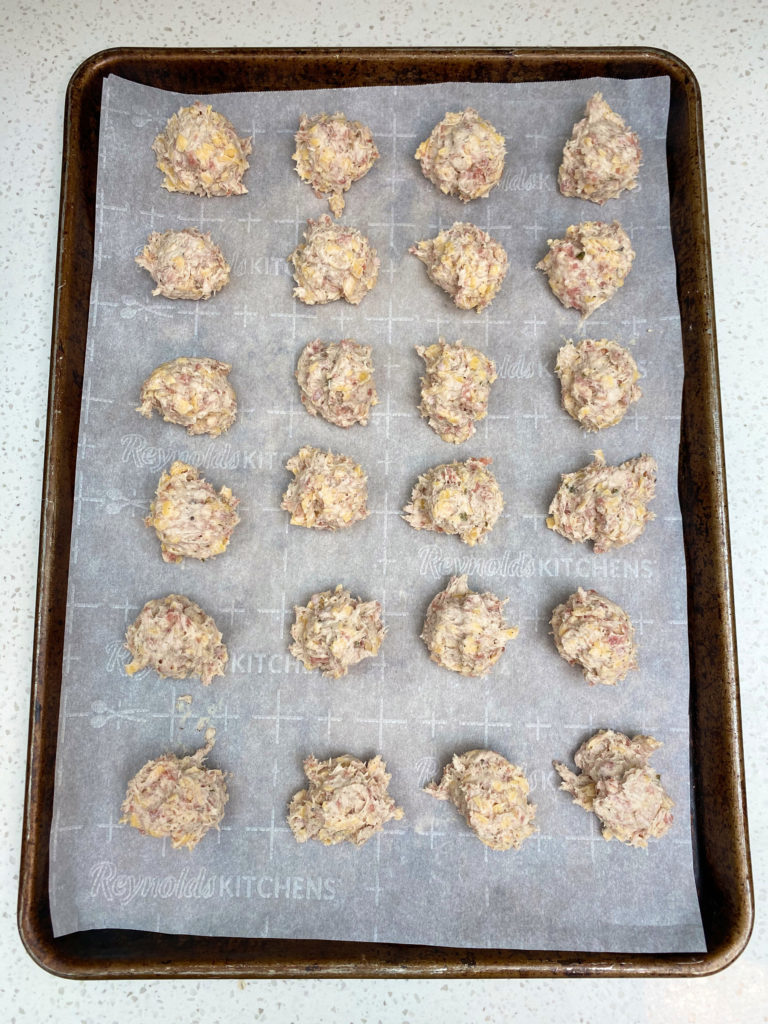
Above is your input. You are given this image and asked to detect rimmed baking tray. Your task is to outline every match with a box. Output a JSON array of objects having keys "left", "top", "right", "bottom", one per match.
[{"left": 19, "top": 46, "right": 752, "bottom": 978}]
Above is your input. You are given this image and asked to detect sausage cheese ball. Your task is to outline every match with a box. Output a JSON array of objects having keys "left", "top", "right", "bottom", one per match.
[
  {"left": 550, "top": 587, "right": 637, "bottom": 687},
  {"left": 152, "top": 101, "right": 252, "bottom": 197},
  {"left": 547, "top": 451, "right": 656, "bottom": 553},
  {"left": 288, "top": 215, "right": 380, "bottom": 306},
  {"left": 417, "top": 338, "right": 497, "bottom": 443},
  {"left": 421, "top": 575, "right": 518, "bottom": 677},
  {"left": 554, "top": 730, "right": 674, "bottom": 848},
  {"left": 410, "top": 222, "right": 508, "bottom": 312},
  {"left": 559, "top": 92, "right": 642, "bottom": 204},
  {"left": 555, "top": 338, "right": 641, "bottom": 432},
  {"left": 289, "top": 584, "right": 385, "bottom": 679},
  {"left": 293, "top": 112, "right": 379, "bottom": 218},
  {"left": 288, "top": 754, "right": 403, "bottom": 846},
  {"left": 295, "top": 338, "right": 377, "bottom": 428},
  {"left": 536, "top": 221, "right": 634, "bottom": 320},
  {"left": 136, "top": 228, "right": 230, "bottom": 301},
  {"left": 125, "top": 594, "right": 227, "bottom": 686},
  {"left": 414, "top": 108, "right": 506, "bottom": 202},
  {"left": 137, "top": 357, "right": 237, "bottom": 437},
  {"left": 425, "top": 750, "right": 536, "bottom": 850},
  {"left": 145, "top": 461, "right": 240, "bottom": 564},
  {"left": 281, "top": 446, "right": 369, "bottom": 530},
  {"left": 403, "top": 457, "right": 503, "bottom": 546}
]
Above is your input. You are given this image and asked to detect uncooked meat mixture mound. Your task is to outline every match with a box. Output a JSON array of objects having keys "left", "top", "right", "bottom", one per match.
[
  {"left": 125, "top": 594, "right": 227, "bottom": 686},
  {"left": 288, "top": 754, "right": 403, "bottom": 846},
  {"left": 550, "top": 587, "right": 637, "bottom": 687},
  {"left": 555, "top": 338, "right": 641, "bottom": 432},
  {"left": 296, "top": 338, "right": 377, "bottom": 427},
  {"left": 289, "top": 215, "right": 380, "bottom": 305},
  {"left": 559, "top": 92, "right": 642, "bottom": 204},
  {"left": 547, "top": 450, "right": 656, "bottom": 553},
  {"left": 425, "top": 749, "right": 536, "bottom": 850},
  {"left": 554, "top": 729, "right": 674, "bottom": 848},
  {"left": 136, "top": 228, "right": 230, "bottom": 301},
  {"left": 536, "top": 221, "right": 634, "bottom": 319},
  {"left": 290, "top": 584, "right": 384, "bottom": 678},
  {"left": 410, "top": 222, "right": 508, "bottom": 312},
  {"left": 281, "top": 446, "right": 369, "bottom": 530},
  {"left": 403, "top": 457, "right": 503, "bottom": 546},
  {"left": 421, "top": 575, "right": 518, "bottom": 677},
  {"left": 152, "top": 102, "right": 252, "bottom": 197},
  {"left": 145, "top": 461, "right": 240, "bottom": 564},
  {"left": 138, "top": 356, "right": 237, "bottom": 437},
  {"left": 293, "top": 112, "right": 379, "bottom": 218},
  {"left": 417, "top": 338, "right": 497, "bottom": 443},
  {"left": 120, "top": 729, "right": 228, "bottom": 851},
  {"left": 414, "top": 108, "right": 506, "bottom": 202}
]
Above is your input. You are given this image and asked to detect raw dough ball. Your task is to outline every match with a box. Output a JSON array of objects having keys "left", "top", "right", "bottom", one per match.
[
  {"left": 547, "top": 450, "right": 656, "bottom": 553},
  {"left": 145, "top": 461, "right": 240, "bottom": 564},
  {"left": 293, "top": 112, "right": 379, "bottom": 218},
  {"left": 417, "top": 338, "right": 497, "bottom": 443},
  {"left": 296, "top": 338, "right": 377, "bottom": 427},
  {"left": 555, "top": 338, "right": 641, "bottom": 432},
  {"left": 414, "top": 108, "right": 506, "bottom": 202},
  {"left": 402, "top": 457, "right": 503, "bottom": 546},
  {"left": 152, "top": 101, "right": 252, "bottom": 197},
  {"left": 120, "top": 730, "right": 228, "bottom": 851},
  {"left": 281, "top": 446, "right": 369, "bottom": 530},
  {"left": 550, "top": 587, "right": 637, "bottom": 686},
  {"left": 290, "top": 583, "right": 384, "bottom": 678},
  {"left": 125, "top": 594, "right": 227, "bottom": 686},
  {"left": 288, "top": 754, "right": 403, "bottom": 846},
  {"left": 289, "top": 215, "right": 380, "bottom": 305},
  {"left": 554, "top": 729, "right": 674, "bottom": 847},
  {"left": 421, "top": 574, "right": 518, "bottom": 677},
  {"left": 136, "top": 228, "right": 230, "bottom": 301},
  {"left": 536, "top": 221, "right": 634, "bottom": 319},
  {"left": 410, "top": 222, "right": 508, "bottom": 312},
  {"left": 425, "top": 749, "right": 536, "bottom": 850},
  {"left": 137, "top": 356, "right": 237, "bottom": 437},
  {"left": 559, "top": 92, "right": 642, "bottom": 204}
]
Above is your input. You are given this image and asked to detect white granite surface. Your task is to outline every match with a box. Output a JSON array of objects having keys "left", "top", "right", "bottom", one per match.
[{"left": 1, "top": 0, "right": 764, "bottom": 1019}]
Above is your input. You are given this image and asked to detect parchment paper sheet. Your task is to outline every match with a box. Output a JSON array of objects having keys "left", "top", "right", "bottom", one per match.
[{"left": 49, "top": 73, "right": 705, "bottom": 952}]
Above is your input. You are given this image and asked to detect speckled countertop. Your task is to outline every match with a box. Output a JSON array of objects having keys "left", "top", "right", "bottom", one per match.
[{"left": 1, "top": 1, "right": 765, "bottom": 1021}]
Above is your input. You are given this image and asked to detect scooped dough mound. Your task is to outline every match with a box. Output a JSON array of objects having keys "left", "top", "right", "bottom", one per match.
[
  {"left": 554, "top": 729, "right": 674, "bottom": 847},
  {"left": 559, "top": 92, "right": 642, "bottom": 204},
  {"left": 421, "top": 575, "right": 518, "bottom": 677},
  {"left": 547, "top": 450, "right": 656, "bottom": 553},
  {"left": 136, "top": 228, "right": 230, "bottom": 301},
  {"left": 536, "top": 221, "right": 634, "bottom": 319},
  {"left": 138, "top": 357, "right": 237, "bottom": 437},
  {"left": 145, "top": 461, "right": 240, "bottom": 564},
  {"left": 289, "top": 215, "right": 380, "bottom": 305},
  {"left": 293, "top": 112, "right": 379, "bottom": 218},
  {"left": 281, "top": 446, "right": 369, "bottom": 530},
  {"left": 125, "top": 594, "right": 227, "bottom": 686},
  {"left": 403, "top": 457, "right": 503, "bottom": 546},
  {"left": 120, "top": 730, "right": 228, "bottom": 850},
  {"left": 152, "top": 101, "right": 252, "bottom": 197},
  {"left": 417, "top": 338, "right": 497, "bottom": 443},
  {"left": 290, "top": 584, "right": 384, "bottom": 678},
  {"left": 410, "top": 222, "right": 508, "bottom": 312},
  {"left": 550, "top": 587, "right": 637, "bottom": 686},
  {"left": 425, "top": 750, "right": 535, "bottom": 850},
  {"left": 555, "top": 338, "right": 641, "bottom": 431},
  {"left": 414, "top": 108, "right": 506, "bottom": 202},
  {"left": 296, "top": 338, "right": 377, "bottom": 427},
  {"left": 288, "top": 754, "right": 403, "bottom": 846}
]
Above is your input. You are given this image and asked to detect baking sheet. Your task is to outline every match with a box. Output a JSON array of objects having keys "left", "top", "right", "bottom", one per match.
[{"left": 49, "top": 72, "right": 705, "bottom": 952}]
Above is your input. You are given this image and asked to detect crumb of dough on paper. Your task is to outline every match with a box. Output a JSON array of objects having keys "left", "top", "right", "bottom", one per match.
[
  {"left": 289, "top": 215, "right": 379, "bottom": 305},
  {"left": 136, "top": 228, "right": 230, "bottom": 300},
  {"left": 290, "top": 584, "right": 385, "bottom": 679},
  {"left": 293, "top": 112, "right": 379, "bottom": 218},
  {"left": 555, "top": 338, "right": 641, "bottom": 432},
  {"left": 403, "top": 457, "right": 503, "bottom": 546},
  {"left": 125, "top": 594, "right": 228, "bottom": 686},
  {"left": 550, "top": 587, "right": 637, "bottom": 686},
  {"left": 554, "top": 729, "right": 674, "bottom": 847},
  {"left": 137, "top": 356, "right": 237, "bottom": 437},
  {"left": 410, "top": 222, "right": 508, "bottom": 312},
  {"left": 152, "top": 101, "right": 252, "bottom": 197},
  {"left": 281, "top": 446, "right": 369, "bottom": 530},
  {"left": 296, "top": 338, "right": 377, "bottom": 427},
  {"left": 417, "top": 338, "right": 497, "bottom": 443},
  {"left": 414, "top": 108, "right": 506, "bottom": 201},
  {"left": 536, "top": 221, "right": 634, "bottom": 319},
  {"left": 559, "top": 92, "right": 642, "bottom": 204}
]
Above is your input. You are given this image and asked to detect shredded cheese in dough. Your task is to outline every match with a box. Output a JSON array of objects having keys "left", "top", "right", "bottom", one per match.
[
  {"left": 555, "top": 338, "right": 641, "bottom": 432},
  {"left": 152, "top": 102, "right": 251, "bottom": 197},
  {"left": 125, "top": 594, "right": 227, "bottom": 686},
  {"left": 289, "top": 215, "right": 380, "bottom": 306},
  {"left": 410, "top": 222, "right": 508, "bottom": 312},
  {"left": 417, "top": 338, "right": 497, "bottom": 443},
  {"left": 137, "top": 357, "right": 237, "bottom": 437},
  {"left": 293, "top": 112, "right": 379, "bottom": 218},
  {"left": 136, "top": 228, "right": 230, "bottom": 301},
  {"left": 559, "top": 92, "right": 642, "bottom": 204},
  {"left": 295, "top": 338, "right": 377, "bottom": 427},
  {"left": 281, "top": 446, "right": 369, "bottom": 530},
  {"left": 290, "top": 584, "right": 384, "bottom": 679},
  {"left": 403, "top": 457, "right": 503, "bottom": 546},
  {"left": 550, "top": 587, "right": 637, "bottom": 686},
  {"left": 414, "top": 108, "right": 506, "bottom": 202}
]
